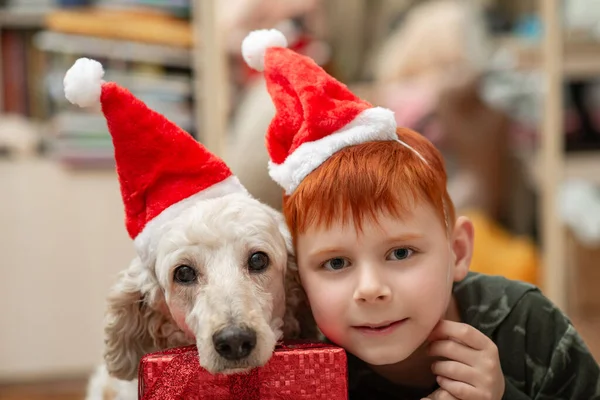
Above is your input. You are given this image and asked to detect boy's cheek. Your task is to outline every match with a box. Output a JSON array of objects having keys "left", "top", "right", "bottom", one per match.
[
  {"left": 304, "top": 289, "right": 340, "bottom": 333},
  {"left": 311, "top": 310, "right": 343, "bottom": 343}
]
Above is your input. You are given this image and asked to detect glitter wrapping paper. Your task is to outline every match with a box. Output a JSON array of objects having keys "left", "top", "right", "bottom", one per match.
[{"left": 138, "top": 341, "right": 348, "bottom": 399}]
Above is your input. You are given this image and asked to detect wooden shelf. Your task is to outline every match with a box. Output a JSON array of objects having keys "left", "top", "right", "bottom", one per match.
[
  {"left": 526, "top": 150, "right": 600, "bottom": 189},
  {"left": 535, "top": 0, "right": 600, "bottom": 312},
  {"left": 44, "top": 8, "right": 193, "bottom": 48},
  {"left": 0, "top": 0, "right": 227, "bottom": 155},
  {"left": 0, "top": 9, "right": 47, "bottom": 28},
  {"left": 496, "top": 36, "right": 600, "bottom": 80},
  {"left": 34, "top": 30, "right": 192, "bottom": 68},
  {"left": 560, "top": 152, "right": 600, "bottom": 185}
]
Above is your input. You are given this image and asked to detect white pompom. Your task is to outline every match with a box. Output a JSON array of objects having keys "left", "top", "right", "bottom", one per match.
[
  {"left": 64, "top": 58, "right": 105, "bottom": 108},
  {"left": 242, "top": 29, "right": 288, "bottom": 72}
]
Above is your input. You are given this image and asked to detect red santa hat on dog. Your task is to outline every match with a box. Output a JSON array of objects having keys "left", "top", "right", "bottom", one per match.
[
  {"left": 63, "top": 58, "right": 248, "bottom": 259},
  {"left": 242, "top": 29, "right": 402, "bottom": 195}
]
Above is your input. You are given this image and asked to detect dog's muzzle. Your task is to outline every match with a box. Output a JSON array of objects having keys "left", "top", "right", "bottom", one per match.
[{"left": 212, "top": 325, "right": 257, "bottom": 361}]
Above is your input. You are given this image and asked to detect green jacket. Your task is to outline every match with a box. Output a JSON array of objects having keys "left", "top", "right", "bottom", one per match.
[{"left": 348, "top": 272, "right": 600, "bottom": 399}]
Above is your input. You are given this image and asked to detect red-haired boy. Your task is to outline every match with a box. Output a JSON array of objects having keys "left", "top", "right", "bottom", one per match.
[{"left": 242, "top": 29, "right": 600, "bottom": 399}]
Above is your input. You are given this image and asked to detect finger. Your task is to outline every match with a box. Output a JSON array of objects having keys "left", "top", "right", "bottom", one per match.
[
  {"left": 437, "top": 376, "right": 479, "bottom": 400},
  {"left": 428, "top": 339, "right": 478, "bottom": 367},
  {"left": 431, "top": 360, "right": 478, "bottom": 386},
  {"left": 428, "top": 320, "right": 489, "bottom": 350},
  {"left": 421, "top": 388, "right": 459, "bottom": 400}
]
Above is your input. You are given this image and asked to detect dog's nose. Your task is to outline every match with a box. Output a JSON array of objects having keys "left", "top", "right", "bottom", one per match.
[{"left": 212, "top": 326, "right": 257, "bottom": 360}]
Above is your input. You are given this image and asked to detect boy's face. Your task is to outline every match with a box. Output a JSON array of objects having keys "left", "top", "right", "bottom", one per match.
[{"left": 296, "top": 202, "right": 472, "bottom": 366}]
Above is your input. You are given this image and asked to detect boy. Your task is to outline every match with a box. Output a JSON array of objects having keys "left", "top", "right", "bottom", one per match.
[{"left": 241, "top": 29, "right": 600, "bottom": 399}]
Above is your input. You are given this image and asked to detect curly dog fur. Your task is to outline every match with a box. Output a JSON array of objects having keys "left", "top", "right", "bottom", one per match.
[{"left": 86, "top": 193, "right": 316, "bottom": 399}]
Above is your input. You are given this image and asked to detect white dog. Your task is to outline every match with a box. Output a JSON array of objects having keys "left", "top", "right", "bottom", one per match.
[
  {"left": 60, "top": 53, "right": 315, "bottom": 400},
  {"left": 86, "top": 193, "right": 315, "bottom": 399}
]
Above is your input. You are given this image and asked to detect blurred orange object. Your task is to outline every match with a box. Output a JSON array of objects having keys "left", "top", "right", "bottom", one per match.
[
  {"left": 465, "top": 209, "right": 540, "bottom": 286},
  {"left": 45, "top": 8, "right": 193, "bottom": 48}
]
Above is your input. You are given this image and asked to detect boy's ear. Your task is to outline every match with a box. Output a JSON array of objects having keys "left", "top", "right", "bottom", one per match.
[{"left": 451, "top": 216, "right": 474, "bottom": 282}]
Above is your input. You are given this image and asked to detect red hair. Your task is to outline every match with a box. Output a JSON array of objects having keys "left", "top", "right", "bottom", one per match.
[{"left": 283, "top": 127, "right": 455, "bottom": 240}]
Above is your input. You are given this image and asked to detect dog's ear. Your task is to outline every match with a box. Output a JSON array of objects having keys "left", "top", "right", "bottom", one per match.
[
  {"left": 282, "top": 250, "right": 321, "bottom": 340},
  {"left": 103, "top": 256, "right": 182, "bottom": 380}
]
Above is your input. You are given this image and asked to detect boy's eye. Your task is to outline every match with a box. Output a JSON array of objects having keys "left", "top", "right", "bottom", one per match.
[
  {"left": 323, "top": 257, "right": 348, "bottom": 271},
  {"left": 387, "top": 248, "right": 413, "bottom": 261}
]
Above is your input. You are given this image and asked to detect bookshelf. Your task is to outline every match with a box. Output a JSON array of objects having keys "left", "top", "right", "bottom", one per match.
[
  {"left": 536, "top": 0, "right": 600, "bottom": 311},
  {"left": 496, "top": 1, "right": 600, "bottom": 311},
  {"left": 0, "top": 0, "right": 230, "bottom": 163},
  {"left": 34, "top": 31, "right": 192, "bottom": 68},
  {"left": 0, "top": 9, "right": 43, "bottom": 116}
]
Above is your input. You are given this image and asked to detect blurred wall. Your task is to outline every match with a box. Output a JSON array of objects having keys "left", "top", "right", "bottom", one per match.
[{"left": 0, "top": 159, "right": 135, "bottom": 380}]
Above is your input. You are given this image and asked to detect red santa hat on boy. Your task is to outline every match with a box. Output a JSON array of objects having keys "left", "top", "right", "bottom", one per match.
[
  {"left": 63, "top": 58, "right": 248, "bottom": 260},
  {"left": 241, "top": 29, "right": 399, "bottom": 195}
]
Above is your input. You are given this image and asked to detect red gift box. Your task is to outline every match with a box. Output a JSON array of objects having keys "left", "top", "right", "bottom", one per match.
[{"left": 138, "top": 341, "right": 348, "bottom": 400}]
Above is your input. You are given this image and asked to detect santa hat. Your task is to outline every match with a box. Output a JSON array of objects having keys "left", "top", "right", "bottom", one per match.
[
  {"left": 241, "top": 29, "right": 399, "bottom": 195},
  {"left": 63, "top": 58, "right": 248, "bottom": 259}
]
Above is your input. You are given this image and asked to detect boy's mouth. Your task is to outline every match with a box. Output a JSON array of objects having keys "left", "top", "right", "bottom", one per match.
[{"left": 352, "top": 318, "right": 408, "bottom": 335}]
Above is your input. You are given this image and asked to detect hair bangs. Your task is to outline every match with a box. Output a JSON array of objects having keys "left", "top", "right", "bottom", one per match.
[{"left": 284, "top": 128, "right": 454, "bottom": 238}]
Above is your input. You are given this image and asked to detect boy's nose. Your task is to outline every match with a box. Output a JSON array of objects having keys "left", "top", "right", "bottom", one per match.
[{"left": 353, "top": 267, "right": 392, "bottom": 303}]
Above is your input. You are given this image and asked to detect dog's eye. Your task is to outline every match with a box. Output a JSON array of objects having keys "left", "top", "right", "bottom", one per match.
[
  {"left": 248, "top": 252, "right": 269, "bottom": 273},
  {"left": 173, "top": 265, "right": 197, "bottom": 284}
]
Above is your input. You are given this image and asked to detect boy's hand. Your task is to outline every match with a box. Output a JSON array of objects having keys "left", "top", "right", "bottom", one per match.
[
  {"left": 426, "top": 320, "right": 505, "bottom": 400},
  {"left": 421, "top": 388, "right": 459, "bottom": 400}
]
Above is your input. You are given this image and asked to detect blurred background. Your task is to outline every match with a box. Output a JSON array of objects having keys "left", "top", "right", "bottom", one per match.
[{"left": 0, "top": 0, "right": 599, "bottom": 398}]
